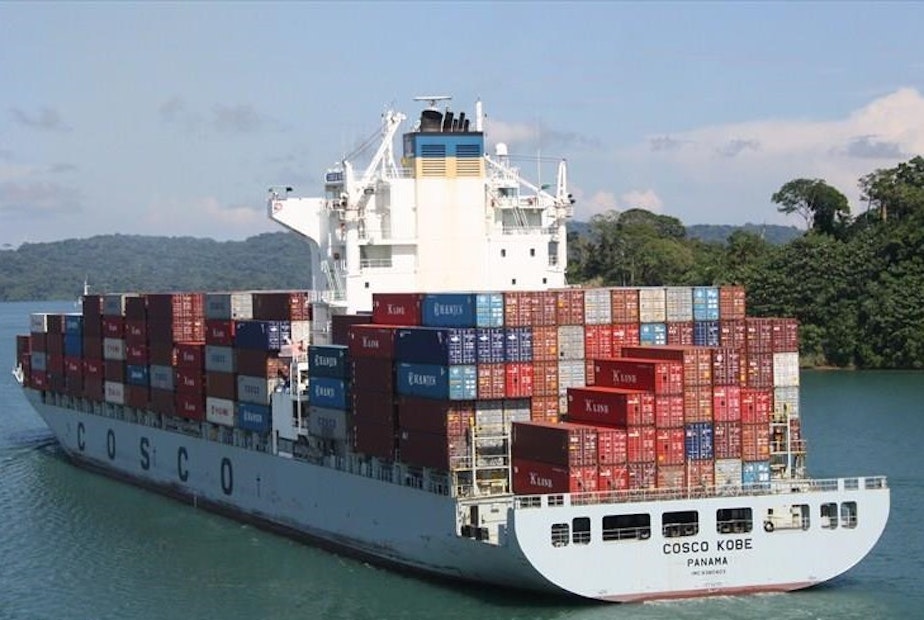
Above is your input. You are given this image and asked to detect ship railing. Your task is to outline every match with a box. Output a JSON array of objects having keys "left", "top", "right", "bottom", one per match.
[{"left": 513, "top": 476, "right": 890, "bottom": 510}]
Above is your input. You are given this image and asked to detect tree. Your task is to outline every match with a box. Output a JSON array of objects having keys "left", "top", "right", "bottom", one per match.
[
  {"left": 859, "top": 156, "right": 924, "bottom": 224},
  {"left": 771, "top": 178, "right": 851, "bottom": 237}
]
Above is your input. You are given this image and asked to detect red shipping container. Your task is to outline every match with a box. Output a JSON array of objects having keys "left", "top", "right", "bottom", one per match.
[
  {"left": 82, "top": 335, "right": 102, "bottom": 360},
  {"left": 397, "top": 397, "right": 474, "bottom": 437},
  {"left": 627, "top": 425, "right": 656, "bottom": 463},
  {"left": 332, "top": 313, "right": 373, "bottom": 347},
  {"left": 125, "top": 343, "right": 148, "bottom": 365},
  {"left": 683, "top": 385, "right": 713, "bottom": 423},
  {"left": 30, "top": 370, "right": 48, "bottom": 390},
  {"left": 64, "top": 357, "right": 82, "bottom": 375},
  {"left": 746, "top": 318, "right": 774, "bottom": 354},
  {"left": 666, "top": 321, "right": 694, "bottom": 346},
  {"left": 353, "top": 419, "right": 394, "bottom": 460},
  {"left": 146, "top": 292, "right": 205, "bottom": 321},
  {"left": 351, "top": 357, "right": 394, "bottom": 394},
  {"left": 593, "top": 358, "right": 683, "bottom": 395},
  {"left": 149, "top": 387, "right": 175, "bottom": 416},
  {"left": 477, "top": 363, "right": 506, "bottom": 400},
  {"left": 148, "top": 317, "right": 205, "bottom": 344},
  {"left": 104, "top": 360, "right": 124, "bottom": 382},
  {"left": 252, "top": 291, "right": 311, "bottom": 321},
  {"left": 719, "top": 286, "right": 746, "bottom": 320},
  {"left": 48, "top": 373, "right": 66, "bottom": 393},
  {"left": 46, "top": 335, "right": 64, "bottom": 356},
  {"left": 719, "top": 320, "right": 747, "bottom": 350},
  {"left": 567, "top": 387, "right": 652, "bottom": 427},
  {"left": 530, "top": 395, "right": 560, "bottom": 423},
  {"left": 745, "top": 352, "right": 774, "bottom": 388},
  {"left": 584, "top": 324, "right": 613, "bottom": 360},
  {"left": 512, "top": 421, "right": 597, "bottom": 467},
  {"left": 628, "top": 462, "right": 656, "bottom": 489},
  {"left": 149, "top": 342, "right": 175, "bottom": 366},
  {"left": 46, "top": 314, "right": 64, "bottom": 333},
  {"left": 610, "top": 288, "right": 640, "bottom": 323},
  {"left": 175, "top": 367, "right": 205, "bottom": 395},
  {"left": 712, "top": 347, "right": 743, "bottom": 386},
  {"left": 353, "top": 389, "right": 395, "bottom": 428},
  {"left": 372, "top": 293, "right": 423, "bottom": 326},
  {"left": 686, "top": 459, "right": 715, "bottom": 489},
  {"left": 657, "top": 464, "right": 686, "bottom": 489},
  {"left": 713, "top": 385, "right": 742, "bottom": 422},
  {"left": 611, "top": 323, "right": 640, "bottom": 349},
  {"left": 512, "top": 458, "right": 571, "bottom": 495},
  {"left": 714, "top": 421, "right": 743, "bottom": 460},
  {"left": 655, "top": 427, "right": 685, "bottom": 465},
  {"left": 348, "top": 325, "right": 396, "bottom": 359},
  {"left": 503, "top": 291, "right": 534, "bottom": 327},
  {"left": 772, "top": 318, "right": 799, "bottom": 353},
  {"left": 571, "top": 465, "right": 598, "bottom": 493},
  {"left": 621, "top": 345, "right": 712, "bottom": 387},
  {"left": 598, "top": 464, "right": 630, "bottom": 490},
  {"left": 126, "top": 385, "right": 149, "bottom": 409},
  {"left": 176, "top": 342, "right": 205, "bottom": 370},
  {"left": 103, "top": 316, "right": 125, "bottom": 338},
  {"left": 741, "top": 388, "right": 772, "bottom": 424},
  {"left": 741, "top": 423, "right": 770, "bottom": 461},
  {"left": 83, "top": 376, "right": 104, "bottom": 401},
  {"left": 84, "top": 358, "right": 103, "bottom": 378},
  {"left": 555, "top": 289, "right": 585, "bottom": 325},
  {"left": 531, "top": 325, "right": 558, "bottom": 361},
  {"left": 236, "top": 349, "right": 289, "bottom": 379},
  {"left": 82, "top": 294, "right": 103, "bottom": 321},
  {"left": 124, "top": 295, "right": 146, "bottom": 321},
  {"left": 175, "top": 391, "right": 205, "bottom": 421},
  {"left": 531, "top": 291, "right": 558, "bottom": 326},
  {"left": 206, "top": 371, "right": 237, "bottom": 400},
  {"left": 30, "top": 332, "right": 47, "bottom": 353},
  {"left": 584, "top": 359, "right": 596, "bottom": 387},
  {"left": 531, "top": 360, "right": 558, "bottom": 397},
  {"left": 505, "top": 362, "right": 534, "bottom": 398},
  {"left": 205, "top": 319, "right": 236, "bottom": 346},
  {"left": 124, "top": 319, "right": 147, "bottom": 343},
  {"left": 398, "top": 427, "right": 467, "bottom": 470},
  {"left": 594, "top": 426, "right": 628, "bottom": 464},
  {"left": 654, "top": 394, "right": 684, "bottom": 428}
]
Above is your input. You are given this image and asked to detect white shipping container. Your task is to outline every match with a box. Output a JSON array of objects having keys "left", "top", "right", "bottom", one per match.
[
  {"left": 290, "top": 320, "right": 311, "bottom": 348},
  {"left": 29, "top": 313, "right": 49, "bottom": 333},
  {"left": 149, "top": 364, "right": 175, "bottom": 391},
  {"left": 104, "top": 381, "right": 125, "bottom": 405},
  {"left": 103, "top": 338, "right": 126, "bottom": 361},
  {"left": 715, "top": 458, "right": 743, "bottom": 492},
  {"left": 557, "top": 325, "right": 585, "bottom": 360},
  {"left": 558, "top": 359, "right": 586, "bottom": 393},
  {"left": 206, "top": 397, "right": 236, "bottom": 427},
  {"left": 205, "top": 345, "right": 235, "bottom": 373},
  {"left": 503, "top": 398, "right": 532, "bottom": 425},
  {"left": 475, "top": 400, "right": 505, "bottom": 430},
  {"left": 308, "top": 405, "right": 350, "bottom": 440},
  {"left": 205, "top": 292, "right": 254, "bottom": 320},
  {"left": 638, "top": 287, "right": 667, "bottom": 323},
  {"left": 772, "top": 352, "right": 800, "bottom": 387},
  {"left": 583, "top": 288, "right": 612, "bottom": 325},
  {"left": 31, "top": 351, "right": 47, "bottom": 372},
  {"left": 103, "top": 294, "right": 132, "bottom": 317},
  {"left": 773, "top": 386, "right": 800, "bottom": 420},
  {"left": 237, "top": 374, "right": 273, "bottom": 405},
  {"left": 665, "top": 287, "right": 694, "bottom": 322}
]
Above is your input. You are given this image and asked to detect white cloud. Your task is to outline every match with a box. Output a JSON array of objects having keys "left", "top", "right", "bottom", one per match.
[
  {"left": 620, "top": 189, "right": 664, "bottom": 213},
  {"left": 141, "top": 196, "right": 273, "bottom": 238}
]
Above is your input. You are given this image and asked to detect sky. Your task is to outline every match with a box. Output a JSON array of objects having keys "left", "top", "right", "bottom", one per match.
[{"left": 2, "top": 1, "right": 924, "bottom": 246}]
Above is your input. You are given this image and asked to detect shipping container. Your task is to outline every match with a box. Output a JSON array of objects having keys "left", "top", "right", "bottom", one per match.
[
  {"left": 235, "top": 348, "right": 288, "bottom": 379},
  {"left": 175, "top": 342, "right": 205, "bottom": 370},
  {"left": 104, "top": 381, "right": 125, "bottom": 405},
  {"left": 583, "top": 288, "right": 612, "bottom": 325},
  {"left": 557, "top": 325, "right": 585, "bottom": 360},
  {"left": 63, "top": 333, "right": 83, "bottom": 358},
  {"left": 205, "top": 371, "right": 236, "bottom": 400},
  {"left": 715, "top": 458, "right": 743, "bottom": 491},
  {"left": 512, "top": 421, "right": 597, "bottom": 467},
  {"left": 531, "top": 291, "right": 558, "bottom": 326},
  {"left": 598, "top": 464, "right": 630, "bottom": 490},
  {"left": 713, "top": 385, "right": 742, "bottom": 422},
  {"left": 686, "top": 459, "right": 715, "bottom": 489},
  {"left": 741, "top": 388, "right": 772, "bottom": 424},
  {"left": 530, "top": 395, "right": 560, "bottom": 423},
  {"left": 656, "top": 428, "right": 685, "bottom": 465},
  {"left": 148, "top": 387, "right": 176, "bottom": 416},
  {"left": 718, "top": 286, "right": 746, "bottom": 320},
  {"left": 657, "top": 464, "right": 686, "bottom": 489},
  {"left": 251, "top": 291, "right": 312, "bottom": 321},
  {"left": 654, "top": 394, "right": 684, "bottom": 429},
  {"left": 627, "top": 425, "right": 656, "bottom": 463},
  {"left": 665, "top": 287, "right": 693, "bottom": 322},
  {"left": 745, "top": 352, "right": 774, "bottom": 388},
  {"left": 102, "top": 316, "right": 125, "bottom": 339},
  {"left": 583, "top": 324, "right": 613, "bottom": 361},
  {"left": 741, "top": 423, "right": 771, "bottom": 461},
  {"left": 628, "top": 462, "right": 657, "bottom": 489},
  {"left": 713, "top": 422, "right": 743, "bottom": 460},
  {"left": 772, "top": 318, "right": 799, "bottom": 353},
  {"left": 610, "top": 323, "right": 641, "bottom": 349},
  {"left": 372, "top": 292, "right": 423, "bottom": 325},
  {"left": 205, "top": 345, "right": 236, "bottom": 374},
  {"left": 234, "top": 320, "right": 290, "bottom": 351},
  {"left": 475, "top": 292, "right": 504, "bottom": 327},
  {"left": 557, "top": 360, "right": 586, "bottom": 393},
  {"left": 712, "top": 347, "right": 743, "bottom": 386},
  {"left": 421, "top": 293, "right": 476, "bottom": 328},
  {"left": 692, "top": 287, "right": 719, "bottom": 321},
  {"left": 512, "top": 458, "right": 571, "bottom": 495},
  {"left": 503, "top": 291, "right": 534, "bottom": 327},
  {"left": 395, "top": 362, "right": 450, "bottom": 400},
  {"left": 529, "top": 325, "right": 558, "bottom": 362},
  {"left": 504, "top": 362, "right": 533, "bottom": 398},
  {"left": 308, "top": 344, "right": 350, "bottom": 378},
  {"left": 531, "top": 360, "right": 559, "bottom": 397},
  {"left": 351, "top": 357, "right": 394, "bottom": 394},
  {"left": 772, "top": 352, "right": 800, "bottom": 387},
  {"left": 205, "top": 319, "right": 236, "bottom": 346},
  {"left": 125, "top": 364, "right": 149, "bottom": 387},
  {"left": 308, "top": 376, "right": 350, "bottom": 409},
  {"left": 639, "top": 322, "right": 667, "bottom": 346},
  {"left": 394, "top": 326, "right": 478, "bottom": 366},
  {"left": 206, "top": 397, "right": 236, "bottom": 426},
  {"left": 176, "top": 367, "right": 205, "bottom": 395},
  {"left": 146, "top": 292, "right": 205, "bottom": 321},
  {"left": 352, "top": 420, "right": 395, "bottom": 460},
  {"left": 503, "top": 327, "right": 533, "bottom": 363},
  {"left": 745, "top": 318, "right": 774, "bottom": 354},
  {"left": 718, "top": 319, "right": 747, "bottom": 350},
  {"left": 609, "top": 288, "right": 640, "bottom": 323},
  {"left": 450, "top": 364, "right": 479, "bottom": 400},
  {"left": 692, "top": 320, "right": 719, "bottom": 347},
  {"left": 348, "top": 324, "right": 396, "bottom": 359},
  {"left": 683, "top": 386, "right": 713, "bottom": 424},
  {"left": 567, "top": 387, "right": 652, "bottom": 427},
  {"left": 621, "top": 345, "right": 713, "bottom": 387},
  {"left": 238, "top": 402, "right": 272, "bottom": 433},
  {"left": 595, "top": 426, "right": 628, "bottom": 465},
  {"left": 353, "top": 389, "right": 396, "bottom": 427},
  {"left": 554, "top": 289, "right": 585, "bottom": 325},
  {"left": 593, "top": 358, "right": 683, "bottom": 395},
  {"left": 666, "top": 321, "right": 694, "bottom": 346},
  {"left": 127, "top": 384, "right": 149, "bottom": 407},
  {"left": 205, "top": 291, "right": 254, "bottom": 320},
  {"left": 102, "top": 294, "right": 131, "bottom": 317},
  {"left": 396, "top": 397, "right": 474, "bottom": 437},
  {"left": 638, "top": 287, "right": 666, "bottom": 323},
  {"left": 308, "top": 405, "right": 351, "bottom": 440},
  {"left": 236, "top": 374, "right": 274, "bottom": 405},
  {"left": 398, "top": 427, "right": 468, "bottom": 470},
  {"left": 176, "top": 391, "right": 205, "bottom": 420},
  {"left": 474, "top": 327, "right": 505, "bottom": 364},
  {"left": 773, "top": 386, "right": 800, "bottom": 420},
  {"left": 103, "top": 359, "right": 124, "bottom": 383},
  {"left": 684, "top": 422, "right": 714, "bottom": 460},
  {"left": 742, "top": 460, "right": 770, "bottom": 489}
]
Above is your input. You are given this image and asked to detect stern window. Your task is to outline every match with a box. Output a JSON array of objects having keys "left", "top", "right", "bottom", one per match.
[
  {"left": 551, "top": 523, "right": 569, "bottom": 547},
  {"left": 841, "top": 502, "right": 858, "bottom": 529},
  {"left": 572, "top": 517, "right": 591, "bottom": 545},
  {"left": 821, "top": 502, "right": 838, "bottom": 529},
  {"left": 602, "top": 513, "right": 651, "bottom": 542},
  {"left": 717, "top": 507, "right": 753, "bottom": 534},
  {"left": 663, "top": 510, "right": 699, "bottom": 538}
]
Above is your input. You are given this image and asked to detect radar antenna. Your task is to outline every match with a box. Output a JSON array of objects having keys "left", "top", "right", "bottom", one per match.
[{"left": 413, "top": 95, "right": 452, "bottom": 108}]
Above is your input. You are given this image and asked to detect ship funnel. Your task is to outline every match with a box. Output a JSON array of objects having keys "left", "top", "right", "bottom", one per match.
[
  {"left": 442, "top": 110, "right": 454, "bottom": 133},
  {"left": 420, "top": 108, "right": 443, "bottom": 132},
  {"left": 457, "top": 112, "right": 466, "bottom": 132}
]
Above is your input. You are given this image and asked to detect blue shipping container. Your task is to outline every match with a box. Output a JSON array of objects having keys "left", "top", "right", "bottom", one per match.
[
  {"left": 503, "top": 327, "right": 533, "bottom": 362},
  {"left": 395, "top": 327, "right": 476, "bottom": 365},
  {"left": 395, "top": 362, "right": 451, "bottom": 400},
  {"left": 234, "top": 320, "right": 291, "bottom": 351},
  {"left": 309, "top": 376, "right": 350, "bottom": 409},
  {"left": 685, "top": 422, "right": 714, "bottom": 460},
  {"left": 64, "top": 333, "right": 84, "bottom": 358},
  {"left": 449, "top": 365, "right": 478, "bottom": 400},
  {"left": 126, "top": 364, "right": 150, "bottom": 387},
  {"left": 693, "top": 321, "right": 720, "bottom": 347},
  {"left": 309, "top": 344, "right": 350, "bottom": 378},
  {"left": 742, "top": 461, "right": 771, "bottom": 488},
  {"left": 693, "top": 287, "right": 720, "bottom": 321},
  {"left": 421, "top": 293, "right": 477, "bottom": 328},
  {"left": 238, "top": 402, "right": 272, "bottom": 433},
  {"left": 64, "top": 314, "right": 84, "bottom": 335},
  {"left": 475, "top": 327, "right": 505, "bottom": 363},
  {"left": 475, "top": 292, "right": 504, "bottom": 327},
  {"left": 640, "top": 323, "right": 667, "bottom": 346}
]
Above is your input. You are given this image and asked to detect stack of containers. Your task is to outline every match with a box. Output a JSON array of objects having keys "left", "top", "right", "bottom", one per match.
[
  {"left": 638, "top": 287, "right": 667, "bottom": 346},
  {"left": 234, "top": 317, "right": 289, "bottom": 430},
  {"left": 145, "top": 293, "right": 206, "bottom": 420},
  {"left": 665, "top": 287, "right": 694, "bottom": 346},
  {"left": 63, "top": 313, "right": 84, "bottom": 397},
  {"left": 555, "top": 289, "right": 585, "bottom": 401},
  {"left": 203, "top": 292, "right": 246, "bottom": 421},
  {"left": 102, "top": 294, "right": 129, "bottom": 405},
  {"left": 123, "top": 296, "right": 149, "bottom": 409},
  {"left": 511, "top": 420, "right": 598, "bottom": 494},
  {"left": 692, "top": 286, "right": 720, "bottom": 347},
  {"left": 771, "top": 318, "right": 801, "bottom": 468},
  {"left": 610, "top": 288, "right": 640, "bottom": 351},
  {"left": 349, "top": 324, "right": 398, "bottom": 460},
  {"left": 81, "top": 295, "right": 104, "bottom": 400},
  {"left": 28, "top": 313, "right": 52, "bottom": 391},
  {"left": 307, "top": 344, "right": 351, "bottom": 440}
]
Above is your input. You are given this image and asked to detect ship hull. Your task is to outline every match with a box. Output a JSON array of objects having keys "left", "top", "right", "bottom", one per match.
[{"left": 28, "top": 390, "right": 890, "bottom": 603}]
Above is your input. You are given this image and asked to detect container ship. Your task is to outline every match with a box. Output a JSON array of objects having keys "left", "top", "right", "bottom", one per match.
[{"left": 12, "top": 97, "right": 889, "bottom": 602}]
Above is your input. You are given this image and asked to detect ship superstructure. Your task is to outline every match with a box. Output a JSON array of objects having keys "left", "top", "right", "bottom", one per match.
[{"left": 11, "top": 97, "right": 889, "bottom": 603}]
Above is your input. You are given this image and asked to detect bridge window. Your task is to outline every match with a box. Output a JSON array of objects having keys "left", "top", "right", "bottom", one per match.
[
  {"left": 821, "top": 502, "right": 838, "bottom": 529},
  {"left": 572, "top": 517, "right": 591, "bottom": 545},
  {"left": 717, "top": 507, "right": 753, "bottom": 534},
  {"left": 551, "top": 523, "right": 569, "bottom": 547},
  {"left": 601, "top": 513, "right": 651, "bottom": 542},
  {"left": 663, "top": 510, "right": 699, "bottom": 538},
  {"left": 841, "top": 502, "right": 858, "bottom": 529}
]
